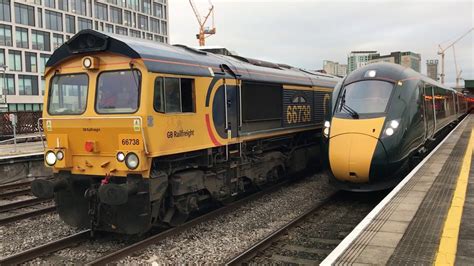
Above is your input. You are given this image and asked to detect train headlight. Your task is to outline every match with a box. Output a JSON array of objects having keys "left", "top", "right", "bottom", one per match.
[
  {"left": 83, "top": 57, "right": 92, "bottom": 68},
  {"left": 45, "top": 151, "right": 57, "bottom": 166},
  {"left": 56, "top": 150, "right": 64, "bottom": 161},
  {"left": 323, "top": 121, "right": 331, "bottom": 138},
  {"left": 390, "top": 120, "right": 399, "bottom": 129},
  {"left": 82, "top": 56, "right": 99, "bottom": 70},
  {"left": 116, "top": 152, "right": 125, "bottom": 162},
  {"left": 385, "top": 127, "right": 394, "bottom": 136},
  {"left": 383, "top": 119, "right": 400, "bottom": 137},
  {"left": 125, "top": 152, "right": 139, "bottom": 170},
  {"left": 365, "top": 70, "right": 377, "bottom": 78}
]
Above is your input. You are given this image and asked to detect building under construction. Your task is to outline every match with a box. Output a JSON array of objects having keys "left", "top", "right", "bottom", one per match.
[{"left": 426, "top": 60, "right": 439, "bottom": 81}]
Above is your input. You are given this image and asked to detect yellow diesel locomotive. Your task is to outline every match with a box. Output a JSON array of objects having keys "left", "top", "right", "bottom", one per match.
[{"left": 31, "top": 30, "right": 339, "bottom": 234}]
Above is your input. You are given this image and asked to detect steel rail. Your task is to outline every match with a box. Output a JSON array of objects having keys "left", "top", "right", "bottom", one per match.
[
  {"left": 225, "top": 191, "right": 340, "bottom": 265},
  {"left": 0, "top": 176, "right": 53, "bottom": 191},
  {"left": 87, "top": 179, "right": 296, "bottom": 265},
  {"left": 0, "top": 180, "right": 34, "bottom": 190},
  {"left": 0, "top": 230, "right": 91, "bottom": 265},
  {"left": 0, "top": 198, "right": 52, "bottom": 212},
  {"left": 0, "top": 187, "right": 31, "bottom": 198},
  {"left": 0, "top": 206, "right": 56, "bottom": 226}
]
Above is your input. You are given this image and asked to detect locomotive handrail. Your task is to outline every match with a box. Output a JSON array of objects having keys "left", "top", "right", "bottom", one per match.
[{"left": 37, "top": 116, "right": 149, "bottom": 154}]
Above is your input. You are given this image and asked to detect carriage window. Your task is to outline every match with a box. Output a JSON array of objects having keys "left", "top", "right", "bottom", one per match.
[
  {"left": 154, "top": 77, "right": 164, "bottom": 112},
  {"left": 154, "top": 77, "right": 195, "bottom": 113},
  {"left": 96, "top": 70, "right": 141, "bottom": 114},
  {"left": 48, "top": 74, "right": 88, "bottom": 115}
]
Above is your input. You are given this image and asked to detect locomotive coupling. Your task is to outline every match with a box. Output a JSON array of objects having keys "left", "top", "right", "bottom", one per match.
[
  {"left": 31, "top": 179, "right": 67, "bottom": 199},
  {"left": 98, "top": 182, "right": 138, "bottom": 205}
]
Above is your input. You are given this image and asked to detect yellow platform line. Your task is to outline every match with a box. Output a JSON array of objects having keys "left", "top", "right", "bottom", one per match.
[{"left": 435, "top": 128, "right": 474, "bottom": 266}]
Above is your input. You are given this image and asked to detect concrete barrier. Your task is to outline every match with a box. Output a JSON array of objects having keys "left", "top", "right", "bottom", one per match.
[{"left": 0, "top": 160, "right": 52, "bottom": 184}]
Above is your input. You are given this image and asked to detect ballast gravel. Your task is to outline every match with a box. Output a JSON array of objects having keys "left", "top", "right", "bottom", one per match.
[
  {"left": 1, "top": 173, "right": 336, "bottom": 264},
  {"left": 121, "top": 173, "right": 336, "bottom": 264},
  {"left": 0, "top": 212, "right": 79, "bottom": 258}
]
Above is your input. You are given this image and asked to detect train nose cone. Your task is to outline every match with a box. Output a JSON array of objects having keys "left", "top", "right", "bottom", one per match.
[
  {"left": 328, "top": 117, "right": 386, "bottom": 183},
  {"left": 329, "top": 134, "right": 381, "bottom": 182}
]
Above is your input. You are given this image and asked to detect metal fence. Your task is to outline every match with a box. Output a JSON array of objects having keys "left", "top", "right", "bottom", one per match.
[{"left": 0, "top": 111, "right": 43, "bottom": 138}]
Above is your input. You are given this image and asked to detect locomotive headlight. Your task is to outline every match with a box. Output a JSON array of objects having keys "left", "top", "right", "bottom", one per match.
[
  {"left": 385, "top": 127, "right": 394, "bottom": 136},
  {"left": 125, "top": 152, "right": 139, "bottom": 170},
  {"left": 45, "top": 151, "right": 57, "bottom": 166},
  {"left": 365, "top": 70, "right": 377, "bottom": 78},
  {"left": 383, "top": 119, "right": 400, "bottom": 137},
  {"left": 323, "top": 121, "right": 331, "bottom": 138},
  {"left": 56, "top": 150, "right": 64, "bottom": 161},
  {"left": 116, "top": 152, "right": 125, "bottom": 162},
  {"left": 390, "top": 120, "right": 399, "bottom": 129},
  {"left": 83, "top": 57, "right": 92, "bottom": 68}
]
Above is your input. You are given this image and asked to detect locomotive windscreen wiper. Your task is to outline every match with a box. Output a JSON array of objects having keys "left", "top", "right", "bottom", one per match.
[
  {"left": 339, "top": 89, "right": 359, "bottom": 119},
  {"left": 342, "top": 103, "right": 359, "bottom": 119}
]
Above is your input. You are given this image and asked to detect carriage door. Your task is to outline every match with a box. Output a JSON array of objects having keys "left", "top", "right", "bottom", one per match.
[
  {"left": 224, "top": 79, "right": 239, "bottom": 139},
  {"left": 423, "top": 84, "right": 435, "bottom": 139}
]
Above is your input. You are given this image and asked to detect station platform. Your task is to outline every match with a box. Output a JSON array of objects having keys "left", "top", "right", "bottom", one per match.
[
  {"left": 323, "top": 114, "right": 473, "bottom": 265},
  {"left": 0, "top": 142, "right": 43, "bottom": 160}
]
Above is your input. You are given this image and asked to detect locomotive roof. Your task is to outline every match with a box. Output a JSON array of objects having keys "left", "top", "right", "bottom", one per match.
[
  {"left": 47, "top": 30, "right": 339, "bottom": 88},
  {"left": 345, "top": 62, "right": 456, "bottom": 92}
]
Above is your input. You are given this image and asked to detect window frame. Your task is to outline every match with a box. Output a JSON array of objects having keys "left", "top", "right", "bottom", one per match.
[
  {"left": 153, "top": 76, "right": 196, "bottom": 114},
  {"left": 18, "top": 74, "right": 39, "bottom": 95},
  {"left": 25, "top": 52, "right": 37, "bottom": 73},
  {"left": 334, "top": 79, "right": 396, "bottom": 118},
  {"left": 15, "top": 27, "right": 28, "bottom": 48},
  {"left": 94, "top": 69, "right": 142, "bottom": 115},
  {"left": 47, "top": 72, "right": 90, "bottom": 116},
  {"left": 8, "top": 49, "right": 22, "bottom": 71}
]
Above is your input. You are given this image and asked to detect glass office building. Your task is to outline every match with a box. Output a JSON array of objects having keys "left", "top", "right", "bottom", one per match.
[{"left": 0, "top": 0, "right": 169, "bottom": 112}]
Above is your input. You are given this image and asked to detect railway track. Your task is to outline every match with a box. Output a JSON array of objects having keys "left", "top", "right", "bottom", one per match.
[
  {"left": 0, "top": 230, "right": 90, "bottom": 265},
  {"left": 0, "top": 197, "right": 52, "bottom": 212},
  {"left": 0, "top": 197, "right": 56, "bottom": 226},
  {"left": 226, "top": 190, "right": 387, "bottom": 265},
  {"left": 0, "top": 177, "right": 52, "bottom": 199},
  {"left": 0, "top": 181, "right": 55, "bottom": 225},
  {"left": 0, "top": 179, "right": 36, "bottom": 190},
  {"left": 0, "top": 205, "right": 56, "bottom": 226},
  {"left": 0, "top": 187, "right": 31, "bottom": 199},
  {"left": 0, "top": 179, "right": 298, "bottom": 264}
]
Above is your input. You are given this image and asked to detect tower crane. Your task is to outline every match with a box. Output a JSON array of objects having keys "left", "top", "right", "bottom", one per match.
[
  {"left": 452, "top": 45, "right": 463, "bottom": 88},
  {"left": 189, "top": 0, "right": 216, "bottom": 46},
  {"left": 437, "top": 27, "right": 473, "bottom": 84}
]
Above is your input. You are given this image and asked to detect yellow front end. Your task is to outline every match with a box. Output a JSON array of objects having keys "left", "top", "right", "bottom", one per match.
[
  {"left": 42, "top": 53, "right": 151, "bottom": 178},
  {"left": 44, "top": 119, "right": 149, "bottom": 176},
  {"left": 328, "top": 117, "right": 385, "bottom": 183}
]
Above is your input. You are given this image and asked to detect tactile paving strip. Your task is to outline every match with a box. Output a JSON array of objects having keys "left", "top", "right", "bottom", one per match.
[
  {"left": 455, "top": 153, "right": 474, "bottom": 265},
  {"left": 388, "top": 119, "right": 473, "bottom": 264}
]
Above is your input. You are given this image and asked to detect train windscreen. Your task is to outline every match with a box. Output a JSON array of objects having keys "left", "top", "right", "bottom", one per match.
[
  {"left": 96, "top": 70, "right": 141, "bottom": 114},
  {"left": 336, "top": 80, "right": 393, "bottom": 116},
  {"left": 48, "top": 74, "right": 88, "bottom": 115}
]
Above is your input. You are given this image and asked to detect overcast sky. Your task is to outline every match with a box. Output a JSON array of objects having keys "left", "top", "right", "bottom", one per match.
[{"left": 169, "top": 0, "right": 473, "bottom": 87}]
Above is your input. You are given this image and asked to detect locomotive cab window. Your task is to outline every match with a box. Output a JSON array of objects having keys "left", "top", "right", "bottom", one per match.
[
  {"left": 154, "top": 77, "right": 195, "bottom": 113},
  {"left": 48, "top": 74, "right": 88, "bottom": 115},
  {"left": 96, "top": 70, "right": 141, "bottom": 114},
  {"left": 336, "top": 80, "right": 393, "bottom": 116}
]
